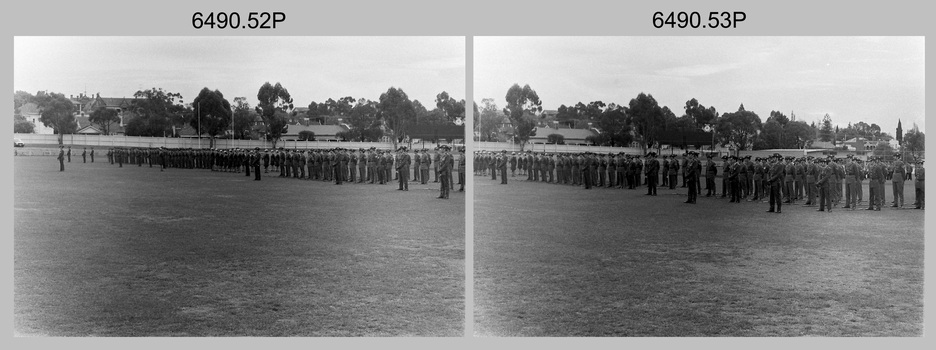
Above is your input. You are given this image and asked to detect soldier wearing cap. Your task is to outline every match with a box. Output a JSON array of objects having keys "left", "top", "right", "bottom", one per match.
[
  {"left": 866, "top": 157, "right": 885, "bottom": 210},
  {"left": 833, "top": 157, "right": 845, "bottom": 207},
  {"left": 750, "top": 157, "right": 763, "bottom": 201},
  {"left": 666, "top": 154, "right": 678, "bottom": 190},
  {"left": 415, "top": 149, "right": 427, "bottom": 185},
  {"left": 509, "top": 152, "right": 517, "bottom": 177},
  {"left": 891, "top": 153, "right": 907, "bottom": 208},
  {"left": 57, "top": 146, "right": 65, "bottom": 171},
  {"left": 780, "top": 156, "right": 793, "bottom": 203},
  {"left": 727, "top": 156, "right": 741, "bottom": 202},
  {"left": 762, "top": 154, "right": 780, "bottom": 212},
  {"left": 843, "top": 155, "right": 859, "bottom": 209},
  {"left": 497, "top": 150, "right": 508, "bottom": 184},
  {"left": 793, "top": 157, "right": 804, "bottom": 202},
  {"left": 458, "top": 147, "right": 466, "bottom": 192},
  {"left": 684, "top": 152, "right": 699, "bottom": 203},
  {"left": 705, "top": 153, "right": 718, "bottom": 196},
  {"left": 914, "top": 159, "right": 924, "bottom": 209},
  {"left": 396, "top": 146, "right": 410, "bottom": 191},
  {"left": 816, "top": 157, "right": 834, "bottom": 212},
  {"left": 737, "top": 155, "right": 748, "bottom": 199},
  {"left": 252, "top": 148, "right": 262, "bottom": 181},
  {"left": 720, "top": 155, "right": 729, "bottom": 198},
  {"left": 644, "top": 152, "right": 659, "bottom": 195},
  {"left": 437, "top": 146, "right": 452, "bottom": 198}
]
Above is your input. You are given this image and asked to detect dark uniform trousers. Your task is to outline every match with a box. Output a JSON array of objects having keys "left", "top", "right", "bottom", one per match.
[{"left": 769, "top": 180, "right": 782, "bottom": 212}]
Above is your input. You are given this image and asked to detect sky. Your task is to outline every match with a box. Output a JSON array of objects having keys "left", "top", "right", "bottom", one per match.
[
  {"left": 14, "top": 36, "right": 465, "bottom": 110},
  {"left": 475, "top": 37, "right": 925, "bottom": 134}
]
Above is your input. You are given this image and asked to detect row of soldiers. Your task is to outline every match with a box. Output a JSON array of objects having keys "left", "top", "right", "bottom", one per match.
[
  {"left": 725, "top": 153, "right": 925, "bottom": 212},
  {"left": 95, "top": 145, "right": 467, "bottom": 198},
  {"left": 475, "top": 150, "right": 679, "bottom": 190},
  {"left": 475, "top": 149, "right": 924, "bottom": 211}
]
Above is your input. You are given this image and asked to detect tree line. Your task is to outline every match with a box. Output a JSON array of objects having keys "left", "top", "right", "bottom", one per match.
[
  {"left": 476, "top": 83, "right": 923, "bottom": 155},
  {"left": 13, "top": 84, "right": 465, "bottom": 149}
]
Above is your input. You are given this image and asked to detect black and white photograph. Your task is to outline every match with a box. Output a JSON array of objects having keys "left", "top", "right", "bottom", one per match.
[
  {"left": 13, "top": 36, "right": 466, "bottom": 336},
  {"left": 472, "top": 36, "right": 925, "bottom": 336}
]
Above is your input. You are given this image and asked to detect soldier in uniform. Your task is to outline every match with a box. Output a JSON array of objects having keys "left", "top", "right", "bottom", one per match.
[
  {"left": 81, "top": 147, "right": 87, "bottom": 163},
  {"left": 253, "top": 148, "right": 262, "bottom": 181},
  {"left": 705, "top": 153, "right": 717, "bottom": 196},
  {"left": 782, "top": 157, "right": 795, "bottom": 203},
  {"left": 684, "top": 151, "right": 699, "bottom": 204},
  {"left": 420, "top": 149, "right": 431, "bottom": 185},
  {"left": 661, "top": 155, "right": 669, "bottom": 187},
  {"left": 752, "top": 157, "right": 766, "bottom": 201},
  {"left": 833, "top": 157, "right": 845, "bottom": 207},
  {"left": 89, "top": 147, "right": 95, "bottom": 163},
  {"left": 914, "top": 159, "right": 924, "bottom": 209},
  {"left": 767, "top": 153, "right": 784, "bottom": 213},
  {"left": 728, "top": 156, "right": 743, "bottom": 203},
  {"left": 57, "top": 146, "right": 65, "bottom": 171},
  {"left": 737, "top": 155, "right": 749, "bottom": 199},
  {"left": 358, "top": 149, "right": 367, "bottom": 183},
  {"left": 580, "top": 152, "right": 592, "bottom": 189},
  {"left": 891, "top": 153, "right": 906, "bottom": 208},
  {"left": 844, "top": 155, "right": 859, "bottom": 209},
  {"left": 458, "top": 147, "right": 467, "bottom": 192},
  {"left": 433, "top": 147, "right": 441, "bottom": 183},
  {"left": 498, "top": 150, "right": 508, "bottom": 184},
  {"left": 67, "top": 146, "right": 72, "bottom": 163},
  {"left": 816, "top": 158, "right": 834, "bottom": 212},
  {"left": 645, "top": 152, "right": 659, "bottom": 195},
  {"left": 794, "top": 157, "right": 805, "bottom": 201},
  {"left": 397, "top": 146, "right": 410, "bottom": 191},
  {"left": 866, "top": 157, "right": 884, "bottom": 211},
  {"left": 437, "top": 146, "right": 452, "bottom": 199},
  {"left": 667, "top": 155, "right": 679, "bottom": 190}
]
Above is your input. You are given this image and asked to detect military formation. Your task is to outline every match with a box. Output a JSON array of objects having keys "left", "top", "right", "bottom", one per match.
[
  {"left": 61, "top": 145, "right": 466, "bottom": 199},
  {"left": 475, "top": 149, "right": 925, "bottom": 212}
]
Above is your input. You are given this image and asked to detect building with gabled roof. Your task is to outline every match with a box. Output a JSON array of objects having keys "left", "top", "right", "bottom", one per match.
[
  {"left": 530, "top": 126, "right": 598, "bottom": 145},
  {"left": 281, "top": 124, "right": 350, "bottom": 141}
]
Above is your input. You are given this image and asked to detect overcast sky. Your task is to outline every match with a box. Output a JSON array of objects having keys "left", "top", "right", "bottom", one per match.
[
  {"left": 476, "top": 37, "right": 925, "bottom": 134},
  {"left": 14, "top": 36, "right": 464, "bottom": 109}
]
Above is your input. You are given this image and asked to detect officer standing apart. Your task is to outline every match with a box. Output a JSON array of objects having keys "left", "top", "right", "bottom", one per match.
[{"left": 58, "top": 146, "right": 65, "bottom": 171}]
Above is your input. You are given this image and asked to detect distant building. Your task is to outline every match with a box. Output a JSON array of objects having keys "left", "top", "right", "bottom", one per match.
[
  {"left": 281, "top": 124, "right": 350, "bottom": 141},
  {"left": 530, "top": 126, "right": 598, "bottom": 145},
  {"left": 17, "top": 102, "right": 53, "bottom": 134}
]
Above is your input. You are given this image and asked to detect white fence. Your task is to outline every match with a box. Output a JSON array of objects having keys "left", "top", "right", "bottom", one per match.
[{"left": 13, "top": 133, "right": 414, "bottom": 150}]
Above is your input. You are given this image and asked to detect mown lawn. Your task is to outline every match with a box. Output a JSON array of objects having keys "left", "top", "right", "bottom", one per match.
[
  {"left": 474, "top": 175, "right": 923, "bottom": 336},
  {"left": 14, "top": 156, "right": 464, "bottom": 336}
]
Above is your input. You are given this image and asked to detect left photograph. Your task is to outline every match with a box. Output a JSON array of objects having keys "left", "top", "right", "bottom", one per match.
[{"left": 13, "top": 36, "right": 466, "bottom": 336}]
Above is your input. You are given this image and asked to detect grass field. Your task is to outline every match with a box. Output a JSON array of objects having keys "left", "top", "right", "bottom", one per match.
[
  {"left": 14, "top": 157, "right": 464, "bottom": 336},
  {"left": 473, "top": 174, "right": 924, "bottom": 336}
]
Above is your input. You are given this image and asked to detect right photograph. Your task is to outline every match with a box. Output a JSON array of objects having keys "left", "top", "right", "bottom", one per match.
[{"left": 472, "top": 36, "right": 924, "bottom": 336}]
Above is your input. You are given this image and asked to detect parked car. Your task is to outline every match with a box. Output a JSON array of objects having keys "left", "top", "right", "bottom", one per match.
[{"left": 13, "top": 138, "right": 25, "bottom": 147}]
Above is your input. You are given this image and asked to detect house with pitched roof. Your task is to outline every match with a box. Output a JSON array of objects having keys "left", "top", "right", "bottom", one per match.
[
  {"left": 281, "top": 124, "right": 350, "bottom": 141},
  {"left": 530, "top": 126, "right": 598, "bottom": 145}
]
